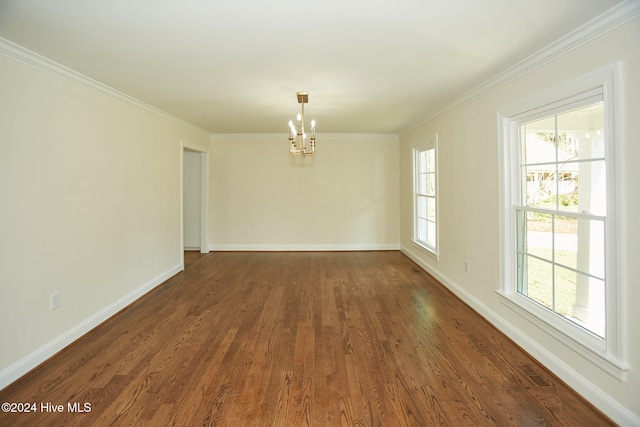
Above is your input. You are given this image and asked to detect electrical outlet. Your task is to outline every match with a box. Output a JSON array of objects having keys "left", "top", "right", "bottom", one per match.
[
  {"left": 50, "top": 292, "right": 60, "bottom": 310},
  {"left": 386, "top": 226, "right": 391, "bottom": 233},
  {"left": 464, "top": 261, "right": 470, "bottom": 274},
  {"left": 243, "top": 227, "right": 250, "bottom": 235}
]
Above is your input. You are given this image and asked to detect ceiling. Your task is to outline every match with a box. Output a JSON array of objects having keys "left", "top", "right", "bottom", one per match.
[{"left": 0, "top": 0, "right": 625, "bottom": 134}]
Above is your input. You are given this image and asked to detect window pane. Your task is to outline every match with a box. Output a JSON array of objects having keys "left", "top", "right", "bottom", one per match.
[
  {"left": 556, "top": 266, "right": 605, "bottom": 338},
  {"left": 516, "top": 209, "right": 526, "bottom": 253},
  {"left": 419, "top": 151, "right": 427, "bottom": 171},
  {"left": 524, "top": 165, "right": 557, "bottom": 208},
  {"left": 416, "top": 195, "right": 427, "bottom": 219},
  {"left": 427, "top": 220, "right": 436, "bottom": 247},
  {"left": 521, "top": 255, "right": 553, "bottom": 310},
  {"left": 557, "top": 102, "right": 604, "bottom": 162},
  {"left": 417, "top": 217, "right": 427, "bottom": 242},
  {"left": 426, "top": 172, "right": 435, "bottom": 195},
  {"left": 556, "top": 218, "right": 605, "bottom": 278},
  {"left": 417, "top": 172, "right": 427, "bottom": 195},
  {"left": 525, "top": 212, "right": 552, "bottom": 260},
  {"left": 426, "top": 149, "right": 435, "bottom": 171},
  {"left": 554, "top": 215, "right": 577, "bottom": 271},
  {"left": 554, "top": 216, "right": 605, "bottom": 279},
  {"left": 556, "top": 168, "right": 578, "bottom": 212},
  {"left": 558, "top": 159, "right": 607, "bottom": 215},
  {"left": 522, "top": 116, "right": 557, "bottom": 165},
  {"left": 554, "top": 264, "right": 577, "bottom": 318},
  {"left": 427, "top": 197, "right": 436, "bottom": 222},
  {"left": 586, "top": 219, "right": 605, "bottom": 279}
]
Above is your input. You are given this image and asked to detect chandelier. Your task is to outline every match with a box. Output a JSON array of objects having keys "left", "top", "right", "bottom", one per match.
[{"left": 288, "top": 92, "right": 316, "bottom": 156}]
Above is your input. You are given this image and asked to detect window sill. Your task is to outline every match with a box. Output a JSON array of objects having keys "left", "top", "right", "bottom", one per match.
[
  {"left": 496, "top": 289, "right": 628, "bottom": 380},
  {"left": 411, "top": 240, "right": 439, "bottom": 261}
]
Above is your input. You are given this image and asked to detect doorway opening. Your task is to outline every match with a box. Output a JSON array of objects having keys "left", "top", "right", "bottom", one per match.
[{"left": 181, "top": 141, "right": 209, "bottom": 270}]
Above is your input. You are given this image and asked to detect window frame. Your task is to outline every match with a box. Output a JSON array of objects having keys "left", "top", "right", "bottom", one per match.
[
  {"left": 412, "top": 134, "right": 439, "bottom": 257},
  {"left": 497, "top": 64, "right": 627, "bottom": 379}
]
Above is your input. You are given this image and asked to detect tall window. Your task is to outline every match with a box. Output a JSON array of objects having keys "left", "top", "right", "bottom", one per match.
[
  {"left": 517, "top": 102, "right": 605, "bottom": 337},
  {"left": 498, "top": 66, "right": 625, "bottom": 378},
  {"left": 413, "top": 135, "right": 438, "bottom": 254}
]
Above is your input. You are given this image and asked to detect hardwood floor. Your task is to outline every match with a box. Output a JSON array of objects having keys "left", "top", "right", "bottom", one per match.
[{"left": 0, "top": 251, "right": 612, "bottom": 426}]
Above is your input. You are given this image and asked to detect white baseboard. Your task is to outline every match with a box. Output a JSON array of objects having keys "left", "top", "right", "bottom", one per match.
[
  {"left": 400, "top": 244, "right": 640, "bottom": 427},
  {"left": 0, "top": 263, "right": 183, "bottom": 391},
  {"left": 209, "top": 243, "right": 401, "bottom": 251}
]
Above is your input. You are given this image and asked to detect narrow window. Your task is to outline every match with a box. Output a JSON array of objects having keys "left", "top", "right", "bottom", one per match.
[{"left": 413, "top": 135, "right": 438, "bottom": 255}]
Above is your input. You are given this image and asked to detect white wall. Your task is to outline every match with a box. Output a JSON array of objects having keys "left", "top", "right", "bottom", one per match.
[
  {"left": 209, "top": 134, "right": 400, "bottom": 250},
  {"left": 399, "top": 18, "right": 640, "bottom": 425},
  {"left": 0, "top": 49, "right": 209, "bottom": 388}
]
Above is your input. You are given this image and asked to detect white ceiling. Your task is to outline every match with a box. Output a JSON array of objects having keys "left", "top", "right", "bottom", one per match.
[{"left": 0, "top": 0, "right": 625, "bottom": 134}]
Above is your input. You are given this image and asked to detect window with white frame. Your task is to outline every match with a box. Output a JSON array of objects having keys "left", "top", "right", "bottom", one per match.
[
  {"left": 413, "top": 135, "right": 438, "bottom": 254},
  {"left": 517, "top": 102, "right": 606, "bottom": 335},
  {"left": 498, "top": 65, "right": 626, "bottom": 378}
]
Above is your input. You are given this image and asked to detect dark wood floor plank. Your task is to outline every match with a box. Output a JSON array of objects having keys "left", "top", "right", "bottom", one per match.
[{"left": 0, "top": 251, "right": 613, "bottom": 426}]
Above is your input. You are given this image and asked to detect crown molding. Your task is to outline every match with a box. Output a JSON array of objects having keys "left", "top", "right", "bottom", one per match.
[
  {"left": 210, "top": 133, "right": 399, "bottom": 142},
  {"left": 409, "top": 0, "right": 640, "bottom": 130},
  {"left": 0, "top": 37, "right": 210, "bottom": 137}
]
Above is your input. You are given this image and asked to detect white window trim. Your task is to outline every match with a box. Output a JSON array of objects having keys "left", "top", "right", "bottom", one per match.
[
  {"left": 412, "top": 134, "right": 439, "bottom": 259},
  {"left": 497, "top": 63, "right": 628, "bottom": 380}
]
